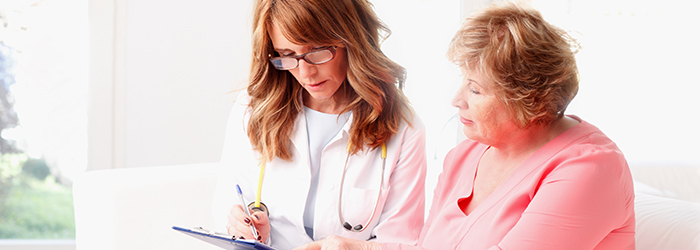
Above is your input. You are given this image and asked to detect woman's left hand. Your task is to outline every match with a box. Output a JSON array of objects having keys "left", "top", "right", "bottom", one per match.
[{"left": 293, "top": 235, "right": 383, "bottom": 250}]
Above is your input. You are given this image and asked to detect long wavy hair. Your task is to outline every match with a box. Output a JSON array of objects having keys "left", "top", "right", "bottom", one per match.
[
  {"left": 247, "top": 0, "right": 412, "bottom": 163},
  {"left": 447, "top": 2, "right": 580, "bottom": 128}
]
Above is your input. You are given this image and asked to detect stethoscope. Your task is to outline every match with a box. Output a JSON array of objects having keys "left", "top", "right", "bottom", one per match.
[
  {"left": 338, "top": 143, "right": 386, "bottom": 232},
  {"left": 254, "top": 143, "right": 387, "bottom": 233}
]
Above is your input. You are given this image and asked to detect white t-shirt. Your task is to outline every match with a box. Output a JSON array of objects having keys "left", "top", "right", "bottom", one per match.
[{"left": 303, "top": 106, "right": 351, "bottom": 238}]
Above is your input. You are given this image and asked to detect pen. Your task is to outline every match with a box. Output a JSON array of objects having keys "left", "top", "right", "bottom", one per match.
[{"left": 236, "top": 184, "right": 259, "bottom": 240}]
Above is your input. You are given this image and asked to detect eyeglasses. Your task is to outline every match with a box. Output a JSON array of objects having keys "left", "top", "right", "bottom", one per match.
[{"left": 269, "top": 46, "right": 337, "bottom": 70}]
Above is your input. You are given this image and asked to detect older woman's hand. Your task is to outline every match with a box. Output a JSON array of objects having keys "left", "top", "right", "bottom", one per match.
[
  {"left": 226, "top": 204, "right": 270, "bottom": 243},
  {"left": 293, "top": 235, "right": 383, "bottom": 250}
]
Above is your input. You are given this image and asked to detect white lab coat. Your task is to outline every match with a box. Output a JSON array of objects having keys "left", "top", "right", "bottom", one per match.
[{"left": 212, "top": 91, "right": 427, "bottom": 250}]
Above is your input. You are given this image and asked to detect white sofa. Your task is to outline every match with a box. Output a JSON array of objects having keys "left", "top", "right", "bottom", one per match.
[
  {"left": 629, "top": 165, "right": 700, "bottom": 249},
  {"left": 72, "top": 163, "right": 222, "bottom": 250},
  {"left": 72, "top": 161, "right": 700, "bottom": 250}
]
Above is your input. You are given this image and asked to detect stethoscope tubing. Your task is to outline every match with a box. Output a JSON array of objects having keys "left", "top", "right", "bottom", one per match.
[
  {"left": 255, "top": 143, "right": 387, "bottom": 232},
  {"left": 338, "top": 143, "right": 387, "bottom": 232}
]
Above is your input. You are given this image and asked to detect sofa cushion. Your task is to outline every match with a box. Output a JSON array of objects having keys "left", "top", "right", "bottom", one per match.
[
  {"left": 72, "top": 163, "right": 222, "bottom": 250},
  {"left": 634, "top": 192, "right": 700, "bottom": 250}
]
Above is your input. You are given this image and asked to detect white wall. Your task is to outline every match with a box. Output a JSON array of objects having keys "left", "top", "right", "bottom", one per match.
[
  {"left": 530, "top": 0, "right": 700, "bottom": 167},
  {"left": 88, "top": 0, "right": 700, "bottom": 171},
  {"left": 87, "top": 0, "right": 464, "bottom": 170},
  {"left": 88, "top": 0, "right": 252, "bottom": 169}
]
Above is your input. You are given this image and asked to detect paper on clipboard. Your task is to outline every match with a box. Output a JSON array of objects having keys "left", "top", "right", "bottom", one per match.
[{"left": 172, "top": 226, "right": 277, "bottom": 250}]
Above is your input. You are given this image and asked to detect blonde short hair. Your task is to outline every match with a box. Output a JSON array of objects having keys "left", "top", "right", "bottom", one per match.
[{"left": 447, "top": 2, "right": 580, "bottom": 128}]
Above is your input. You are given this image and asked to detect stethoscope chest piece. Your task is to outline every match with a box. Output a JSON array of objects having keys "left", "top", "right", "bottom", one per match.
[{"left": 343, "top": 222, "right": 364, "bottom": 231}]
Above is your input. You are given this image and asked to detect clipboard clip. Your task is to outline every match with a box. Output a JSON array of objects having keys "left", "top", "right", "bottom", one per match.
[
  {"left": 173, "top": 225, "right": 275, "bottom": 249},
  {"left": 192, "top": 226, "right": 239, "bottom": 241}
]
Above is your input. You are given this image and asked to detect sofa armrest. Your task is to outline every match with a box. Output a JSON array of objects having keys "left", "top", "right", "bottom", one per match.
[
  {"left": 72, "top": 162, "right": 223, "bottom": 250},
  {"left": 631, "top": 165, "right": 700, "bottom": 250},
  {"left": 635, "top": 192, "right": 700, "bottom": 250}
]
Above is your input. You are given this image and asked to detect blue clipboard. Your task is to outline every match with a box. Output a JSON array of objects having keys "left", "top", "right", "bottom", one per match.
[{"left": 172, "top": 226, "right": 276, "bottom": 250}]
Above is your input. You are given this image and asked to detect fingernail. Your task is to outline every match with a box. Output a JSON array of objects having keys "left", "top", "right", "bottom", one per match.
[
  {"left": 257, "top": 235, "right": 262, "bottom": 241},
  {"left": 243, "top": 217, "right": 251, "bottom": 224},
  {"left": 240, "top": 236, "right": 245, "bottom": 240}
]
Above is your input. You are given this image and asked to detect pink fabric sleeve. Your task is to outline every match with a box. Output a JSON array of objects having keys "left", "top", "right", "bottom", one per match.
[
  {"left": 383, "top": 142, "right": 634, "bottom": 250},
  {"left": 495, "top": 147, "right": 634, "bottom": 250}
]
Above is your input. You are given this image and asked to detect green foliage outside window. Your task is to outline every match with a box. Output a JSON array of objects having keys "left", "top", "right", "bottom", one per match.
[
  {"left": 0, "top": 154, "right": 75, "bottom": 239},
  {"left": 0, "top": 1, "right": 77, "bottom": 240}
]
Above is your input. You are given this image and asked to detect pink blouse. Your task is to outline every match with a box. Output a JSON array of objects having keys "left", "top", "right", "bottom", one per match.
[{"left": 383, "top": 116, "right": 635, "bottom": 250}]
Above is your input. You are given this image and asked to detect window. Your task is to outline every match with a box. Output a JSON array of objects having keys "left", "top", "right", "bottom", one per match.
[{"left": 0, "top": 0, "right": 87, "bottom": 248}]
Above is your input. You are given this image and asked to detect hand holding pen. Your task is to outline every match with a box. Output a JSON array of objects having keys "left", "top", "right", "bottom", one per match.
[{"left": 226, "top": 184, "right": 271, "bottom": 243}]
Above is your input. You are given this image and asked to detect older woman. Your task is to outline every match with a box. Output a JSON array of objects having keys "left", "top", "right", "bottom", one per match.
[{"left": 295, "top": 2, "right": 635, "bottom": 250}]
